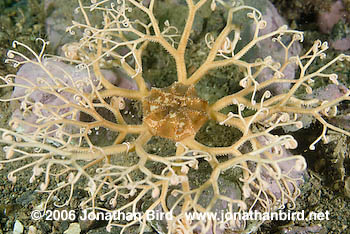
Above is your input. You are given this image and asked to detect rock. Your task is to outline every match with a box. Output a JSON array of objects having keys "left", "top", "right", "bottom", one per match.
[
  {"left": 64, "top": 222, "right": 81, "bottom": 234},
  {"left": 13, "top": 220, "right": 24, "bottom": 234},
  {"left": 28, "top": 226, "right": 37, "bottom": 234},
  {"left": 10, "top": 59, "right": 119, "bottom": 134},
  {"left": 79, "top": 217, "right": 98, "bottom": 232},
  {"left": 317, "top": 0, "right": 346, "bottom": 34},
  {"left": 317, "top": 0, "right": 350, "bottom": 51},
  {"left": 237, "top": 0, "right": 302, "bottom": 94},
  {"left": 331, "top": 37, "right": 350, "bottom": 51},
  {"left": 44, "top": 0, "right": 82, "bottom": 51}
]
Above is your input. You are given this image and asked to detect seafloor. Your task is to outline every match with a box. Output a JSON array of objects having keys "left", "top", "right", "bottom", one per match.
[{"left": 0, "top": 0, "right": 350, "bottom": 233}]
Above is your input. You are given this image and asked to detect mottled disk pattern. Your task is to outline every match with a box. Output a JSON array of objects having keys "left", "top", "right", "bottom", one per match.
[{"left": 142, "top": 82, "right": 208, "bottom": 141}]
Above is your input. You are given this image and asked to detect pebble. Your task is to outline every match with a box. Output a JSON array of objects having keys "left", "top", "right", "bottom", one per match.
[
  {"left": 64, "top": 223, "right": 81, "bottom": 234},
  {"left": 28, "top": 226, "right": 37, "bottom": 234},
  {"left": 13, "top": 220, "right": 24, "bottom": 234}
]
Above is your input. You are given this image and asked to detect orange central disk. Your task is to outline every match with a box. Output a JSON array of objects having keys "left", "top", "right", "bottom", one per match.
[{"left": 142, "top": 82, "right": 209, "bottom": 142}]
